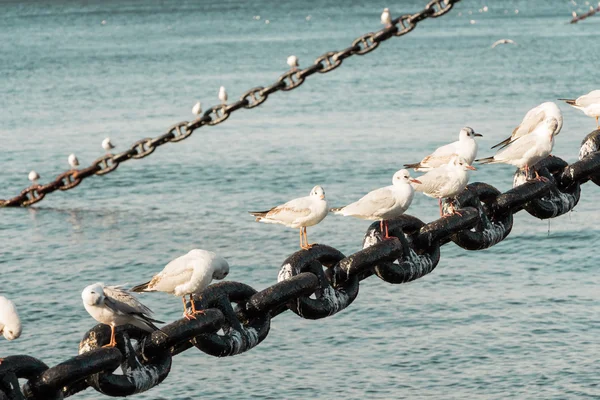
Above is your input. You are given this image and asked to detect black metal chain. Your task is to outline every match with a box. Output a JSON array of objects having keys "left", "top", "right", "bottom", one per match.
[
  {"left": 0, "top": 0, "right": 459, "bottom": 208},
  {"left": 2, "top": 130, "right": 600, "bottom": 399}
]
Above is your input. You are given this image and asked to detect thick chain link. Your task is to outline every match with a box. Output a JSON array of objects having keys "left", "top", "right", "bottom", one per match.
[{"left": 0, "top": 0, "right": 460, "bottom": 208}]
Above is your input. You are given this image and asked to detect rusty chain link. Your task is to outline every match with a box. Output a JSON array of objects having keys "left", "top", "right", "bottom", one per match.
[
  {"left": 0, "top": 0, "right": 459, "bottom": 208},
  {"left": 2, "top": 131, "right": 600, "bottom": 399}
]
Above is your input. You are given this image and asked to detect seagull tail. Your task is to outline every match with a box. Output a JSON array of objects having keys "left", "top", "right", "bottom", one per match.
[
  {"left": 403, "top": 162, "right": 422, "bottom": 170},
  {"left": 558, "top": 98, "right": 576, "bottom": 106},
  {"left": 490, "top": 138, "right": 512, "bottom": 149},
  {"left": 475, "top": 156, "right": 496, "bottom": 164},
  {"left": 330, "top": 206, "right": 346, "bottom": 214},
  {"left": 248, "top": 208, "right": 274, "bottom": 221},
  {"left": 130, "top": 281, "right": 152, "bottom": 292}
]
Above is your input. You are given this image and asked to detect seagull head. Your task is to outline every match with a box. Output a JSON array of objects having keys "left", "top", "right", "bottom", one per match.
[
  {"left": 310, "top": 185, "right": 326, "bottom": 200},
  {"left": 539, "top": 102, "right": 563, "bottom": 135},
  {"left": 212, "top": 256, "right": 230, "bottom": 280},
  {"left": 459, "top": 127, "right": 482, "bottom": 140},
  {"left": 0, "top": 298, "right": 21, "bottom": 341},
  {"left": 82, "top": 283, "right": 105, "bottom": 306},
  {"left": 393, "top": 169, "right": 421, "bottom": 185}
]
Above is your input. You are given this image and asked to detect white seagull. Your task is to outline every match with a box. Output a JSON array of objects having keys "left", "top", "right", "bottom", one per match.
[
  {"left": 249, "top": 186, "right": 328, "bottom": 250},
  {"left": 331, "top": 169, "right": 420, "bottom": 239},
  {"left": 404, "top": 127, "right": 482, "bottom": 172},
  {"left": 218, "top": 86, "right": 228, "bottom": 105},
  {"left": 381, "top": 8, "right": 392, "bottom": 27},
  {"left": 131, "top": 249, "right": 229, "bottom": 320},
  {"left": 414, "top": 156, "right": 476, "bottom": 216},
  {"left": 192, "top": 101, "right": 202, "bottom": 116},
  {"left": 477, "top": 118, "right": 558, "bottom": 180},
  {"left": 0, "top": 296, "right": 22, "bottom": 342},
  {"left": 82, "top": 283, "right": 163, "bottom": 348},
  {"left": 559, "top": 90, "right": 600, "bottom": 128},
  {"left": 491, "top": 39, "right": 517, "bottom": 48},
  {"left": 68, "top": 154, "right": 79, "bottom": 169},
  {"left": 491, "top": 102, "right": 562, "bottom": 150},
  {"left": 102, "top": 138, "right": 115, "bottom": 153},
  {"left": 28, "top": 170, "right": 40, "bottom": 184},
  {"left": 287, "top": 55, "right": 299, "bottom": 71}
]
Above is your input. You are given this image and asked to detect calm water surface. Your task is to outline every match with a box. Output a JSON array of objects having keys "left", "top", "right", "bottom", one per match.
[{"left": 1, "top": 0, "right": 600, "bottom": 399}]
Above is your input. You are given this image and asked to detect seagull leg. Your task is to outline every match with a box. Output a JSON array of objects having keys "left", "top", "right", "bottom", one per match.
[
  {"left": 302, "top": 227, "right": 314, "bottom": 249},
  {"left": 384, "top": 220, "right": 390, "bottom": 239},
  {"left": 190, "top": 294, "right": 205, "bottom": 316},
  {"left": 596, "top": 116, "right": 599, "bottom": 128},
  {"left": 102, "top": 325, "right": 117, "bottom": 348},
  {"left": 438, "top": 198, "right": 443, "bottom": 217},
  {"left": 183, "top": 296, "right": 196, "bottom": 320},
  {"left": 534, "top": 170, "right": 550, "bottom": 183}
]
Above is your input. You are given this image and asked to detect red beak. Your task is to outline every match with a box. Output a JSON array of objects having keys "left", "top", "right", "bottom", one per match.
[
  {"left": 410, "top": 178, "right": 422, "bottom": 184},
  {"left": 466, "top": 165, "right": 476, "bottom": 171}
]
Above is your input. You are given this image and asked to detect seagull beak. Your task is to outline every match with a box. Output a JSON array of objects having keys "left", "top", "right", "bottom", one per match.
[
  {"left": 474, "top": 133, "right": 483, "bottom": 137},
  {"left": 466, "top": 165, "right": 477, "bottom": 171},
  {"left": 320, "top": 195, "right": 325, "bottom": 200},
  {"left": 410, "top": 179, "right": 422, "bottom": 184}
]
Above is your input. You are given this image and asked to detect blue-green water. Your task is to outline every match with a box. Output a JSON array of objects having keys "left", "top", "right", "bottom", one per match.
[{"left": 2, "top": 0, "right": 600, "bottom": 398}]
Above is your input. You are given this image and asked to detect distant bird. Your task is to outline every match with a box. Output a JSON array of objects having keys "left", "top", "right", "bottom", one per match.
[
  {"left": 131, "top": 249, "right": 229, "bottom": 320},
  {"left": 102, "top": 137, "right": 115, "bottom": 153},
  {"left": 559, "top": 90, "right": 600, "bottom": 128},
  {"left": 414, "top": 156, "right": 476, "bottom": 216},
  {"left": 82, "top": 283, "right": 163, "bottom": 348},
  {"left": 331, "top": 169, "right": 420, "bottom": 239},
  {"left": 218, "top": 86, "right": 227, "bottom": 105},
  {"left": 68, "top": 154, "right": 79, "bottom": 169},
  {"left": 404, "top": 127, "right": 482, "bottom": 172},
  {"left": 28, "top": 170, "right": 40, "bottom": 185},
  {"left": 491, "top": 39, "right": 517, "bottom": 48},
  {"left": 470, "top": 19, "right": 477, "bottom": 24},
  {"left": 287, "top": 55, "right": 299, "bottom": 71},
  {"left": 491, "top": 102, "right": 562, "bottom": 150},
  {"left": 192, "top": 101, "right": 202, "bottom": 116},
  {"left": 477, "top": 118, "right": 558, "bottom": 180},
  {"left": 249, "top": 186, "right": 328, "bottom": 250},
  {"left": 381, "top": 8, "right": 392, "bottom": 27},
  {"left": 0, "top": 296, "right": 22, "bottom": 342}
]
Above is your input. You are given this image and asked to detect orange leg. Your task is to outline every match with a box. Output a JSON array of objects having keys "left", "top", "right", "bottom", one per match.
[
  {"left": 596, "top": 116, "right": 599, "bottom": 128},
  {"left": 183, "top": 296, "right": 196, "bottom": 320},
  {"left": 301, "top": 227, "right": 313, "bottom": 249},
  {"left": 438, "top": 198, "right": 443, "bottom": 217},
  {"left": 102, "top": 325, "right": 117, "bottom": 347},
  {"left": 190, "top": 294, "right": 205, "bottom": 316}
]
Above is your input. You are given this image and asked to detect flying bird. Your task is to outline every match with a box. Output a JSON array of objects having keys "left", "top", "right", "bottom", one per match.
[
  {"left": 331, "top": 169, "right": 420, "bottom": 239},
  {"left": 131, "top": 249, "right": 229, "bottom": 320},
  {"left": 82, "top": 283, "right": 163, "bottom": 348},
  {"left": 404, "top": 127, "right": 482, "bottom": 171},
  {"left": 491, "top": 39, "right": 517, "bottom": 48},
  {"left": 491, "top": 102, "right": 562, "bottom": 150},
  {"left": 250, "top": 186, "right": 328, "bottom": 250},
  {"left": 559, "top": 90, "right": 600, "bottom": 128}
]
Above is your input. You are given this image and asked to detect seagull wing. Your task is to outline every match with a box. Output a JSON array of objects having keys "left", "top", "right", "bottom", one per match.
[
  {"left": 493, "top": 108, "right": 545, "bottom": 149},
  {"left": 148, "top": 255, "right": 195, "bottom": 292},
  {"left": 103, "top": 285, "right": 154, "bottom": 317},
  {"left": 338, "top": 187, "right": 395, "bottom": 218},
  {"left": 263, "top": 196, "right": 312, "bottom": 225},
  {"left": 414, "top": 169, "right": 449, "bottom": 198},
  {"left": 494, "top": 133, "right": 538, "bottom": 161},
  {"left": 576, "top": 90, "right": 600, "bottom": 107}
]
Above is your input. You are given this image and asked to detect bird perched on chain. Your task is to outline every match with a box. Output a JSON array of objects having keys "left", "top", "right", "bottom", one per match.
[
  {"left": 414, "top": 155, "right": 476, "bottom": 216},
  {"left": 381, "top": 8, "right": 392, "bottom": 27},
  {"left": 559, "top": 90, "right": 600, "bottom": 128},
  {"left": 0, "top": 296, "right": 22, "bottom": 365},
  {"left": 131, "top": 249, "right": 229, "bottom": 320},
  {"left": 82, "top": 283, "right": 163, "bottom": 348},
  {"left": 404, "top": 127, "right": 482, "bottom": 172},
  {"left": 476, "top": 118, "right": 558, "bottom": 181},
  {"left": 218, "top": 86, "right": 227, "bottom": 105},
  {"left": 250, "top": 186, "right": 328, "bottom": 250},
  {"left": 491, "top": 39, "right": 517, "bottom": 48},
  {"left": 491, "top": 102, "right": 562, "bottom": 150},
  {"left": 28, "top": 170, "right": 40, "bottom": 185},
  {"left": 331, "top": 169, "right": 420, "bottom": 239},
  {"left": 102, "top": 138, "right": 115, "bottom": 154},
  {"left": 192, "top": 101, "right": 202, "bottom": 116},
  {"left": 287, "top": 55, "right": 299, "bottom": 71},
  {"left": 68, "top": 154, "right": 79, "bottom": 169}
]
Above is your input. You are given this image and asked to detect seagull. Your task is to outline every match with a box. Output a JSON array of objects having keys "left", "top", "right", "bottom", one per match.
[
  {"left": 559, "top": 90, "right": 600, "bottom": 128},
  {"left": 331, "top": 169, "right": 420, "bottom": 239},
  {"left": 381, "top": 8, "right": 392, "bottom": 27},
  {"left": 68, "top": 154, "right": 79, "bottom": 169},
  {"left": 491, "top": 39, "right": 517, "bottom": 48},
  {"left": 0, "top": 296, "right": 22, "bottom": 365},
  {"left": 404, "top": 127, "right": 482, "bottom": 172},
  {"left": 414, "top": 155, "right": 476, "bottom": 216},
  {"left": 476, "top": 118, "right": 558, "bottom": 180},
  {"left": 131, "top": 249, "right": 229, "bottom": 320},
  {"left": 28, "top": 170, "right": 40, "bottom": 185},
  {"left": 102, "top": 138, "right": 115, "bottom": 153},
  {"left": 82, "top": 283, "right": 163, "bottom": 348},
  {"left": 192, "top": 101, "right": 202, "bottom": 116},
  {"left": 249, "top": 186, "right": 328, "bottom": 250},
  {"left": 491, "top": 102, "right": 563, "bottom": 150},
  {"left": 218, "top": 86, "right": 227, "bottom": 105},
  {"left": 287, "top": 55, "right": 299, "bottom": 71}
]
